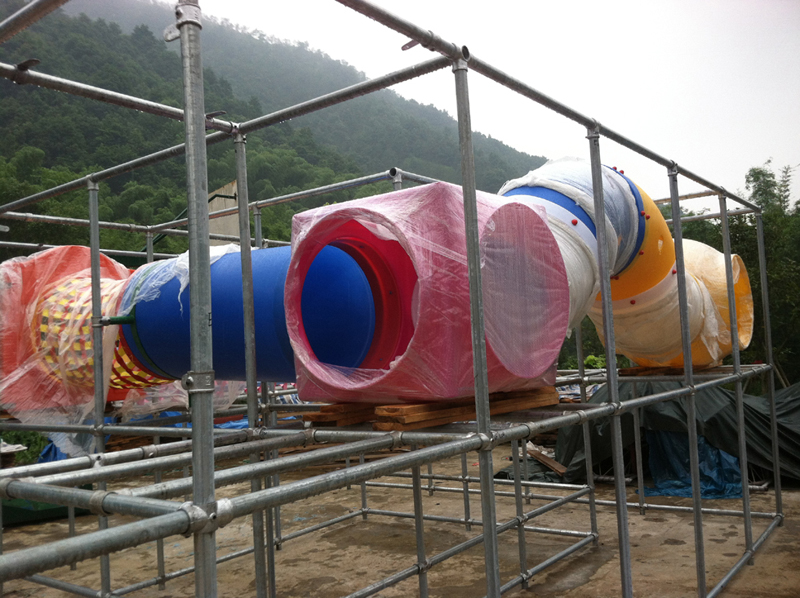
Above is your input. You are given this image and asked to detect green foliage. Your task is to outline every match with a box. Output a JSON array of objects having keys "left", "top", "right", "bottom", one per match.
[
  {"left": 583, "top": 354, "right": 606, "bottom": 369},
  {"left": 730, "top": 161, "right": 800, "bottom": 388},
  {"left": 0, "top": 2, "right": 368, "bottom": 261},
  {"left": 62, "top": 0, "right": 546, "bottom": 192},
  {"left": 1, "top": 430, "right": 48, "bottom": 465}
]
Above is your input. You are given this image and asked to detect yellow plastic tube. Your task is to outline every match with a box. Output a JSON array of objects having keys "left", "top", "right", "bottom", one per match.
[{"left": 589, "top": 186, "right": 754, "bottom": 368}]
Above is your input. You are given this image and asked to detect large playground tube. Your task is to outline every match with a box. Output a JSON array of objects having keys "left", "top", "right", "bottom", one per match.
[
  {"left": 499, "top": 158, "right": 753, "bottom": 368},
  {"left": 0, "top": 160, "right": 754, "bottom": 420}
]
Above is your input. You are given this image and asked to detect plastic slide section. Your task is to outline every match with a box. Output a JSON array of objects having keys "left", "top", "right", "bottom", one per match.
[
  {"left": 500, "top": 158, "right": 753, "bottom": 368},
  {"left": 0, "top": 159, "right": 756, "bottom": 427},
  {"left": 117, "top": 245, "right": 376, "bottom": 383},
  {"left": 285, "top": 182, "right": 570, "bottom": 403}
]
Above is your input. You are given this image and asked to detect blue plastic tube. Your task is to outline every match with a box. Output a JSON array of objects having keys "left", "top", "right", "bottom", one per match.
[{"left": 119, "top": 245, "right": 375, "bottom": 382}]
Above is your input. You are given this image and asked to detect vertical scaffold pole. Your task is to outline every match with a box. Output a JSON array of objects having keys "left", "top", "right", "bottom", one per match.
[
  {"left": 411, "top": 445, "right": 429, "bottom": 598},
  {"left": 510, "top": 440, "right": 529, "bottom": 589},
  {"left": 88, "top": 179, "right": 111, "bottom": 597},
  {"left": 586, "top": 125, "right": 632, "bottom": 598},
  {"left": 632, "top": 384, "right": 646, "bottom": 516},
  {"left": 460, "top": 452, "right": 472, "bottom": 530},
  {"left": 452, "top": 52, "right": 501, "bottom": 598},
  {"left": 174, "top": 2, "right": 218, "bottom": 595},
  {"left": 235, "top": 131, "right": 269, "bottom": 597},
  {"left": 392, "top": 168, "right": 403, "bottom": 191},
  {"left": 154, "top": 436, "right": 166, "bottom": 590},
  {"left": 360, "top": 453, "right": 368, "bottom": 520},
  {"left": 145, "top": 230, "right": 154, "bottom": 263},
  {"left": 668, "top": 166, "right": 706, "bottom": 597},
  {"left": 253, "top": 206, "right": 263, "bottom": 249},
  {"left": 755, "top": 214, "right": 783, "bottom": 522},
  {"left": 576, "top": 323, "right": 599, "bottom": 542},
  {"left": 261, "top": 383, "right": 277, "bottom": 598},
  {"left": 718, "top": 194, "right": 754, "bottom": 559}
]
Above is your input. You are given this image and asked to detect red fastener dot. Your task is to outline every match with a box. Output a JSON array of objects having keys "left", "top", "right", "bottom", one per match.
[
  {"left": 571, "top": 218, "right": 578, "bottom": 225},
  {"left": 672, "top": 269, "right": 677, "bottom": 274},
  {"left": 646, "top": 214, "right": 651, "bottom": 220},
  {"left": 620, "top": 170, "right": 625, "bottom": 174},
  {"left": 639, "top": 250, "right": 645, "bottom": 255},
  {"left": 630, "top": 300, "right": 636, "bottom": 305},
  {"left": 640, "top": 210, "right": 646, "bottom": 216},
  {"left": 613, "top": 166, "right": 618, "bottom": 170}
]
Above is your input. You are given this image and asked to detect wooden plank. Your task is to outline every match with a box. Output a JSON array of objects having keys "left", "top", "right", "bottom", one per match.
[
  {"left": 312, "top": 412, "right": 376, "bottom": 427},
  {"left": 303, "top": 406, "right": 374, "bottom": 423},
  {"left": 316, "top": 403, "right": 371, "bottom": 414},
  {"left": 373, "top": 387, "right": 559, "bottom": 431},
  {"left": 383, "top": 393, "right": 557, "bottom": 424},
  {"left": 375, "top": 387, "right": 558, "bottom": 418},
  {"left": 527, "top": 448, "right": 567, "bottom": 476},
  {"left": 374, "top": 399, "right": 471, "bottom": 417}
]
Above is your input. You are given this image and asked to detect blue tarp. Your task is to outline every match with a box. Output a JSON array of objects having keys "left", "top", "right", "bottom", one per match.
[{"left": 643, "top": 430, "right": 742, "bottom": 499}]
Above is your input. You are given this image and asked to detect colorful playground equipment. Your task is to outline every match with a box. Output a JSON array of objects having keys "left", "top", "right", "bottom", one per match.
[{"left": 0, "top": 159, "right": 754, "bottom": 416}]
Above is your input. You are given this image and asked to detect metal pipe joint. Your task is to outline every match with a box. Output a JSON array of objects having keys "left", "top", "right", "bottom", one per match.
[
  {"left": 175, "top": 2, "right": 202, "bottom": 29},
  {"left": 390, "top": 431, "right": 404, "bottom": 449},
  {"left": 88, "top": 490, "right": 115, "bottom": 516},
  {"left": 0, "top": 477, "right": 30, "bottom": 499},
  {"left": 181, "top": 370, "right": 215, "bottom": 395},
  {"left": 417, "top": 558, "right": 433, "bottom": 574},
  {"left": 471, "top": 432, "right": 495, "bottom": 452},
  {"left": 451, "top": 57, "right": 468, "bottom": 73}
]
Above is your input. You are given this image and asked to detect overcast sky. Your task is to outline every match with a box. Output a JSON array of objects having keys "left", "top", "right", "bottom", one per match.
[{"left": 196, "top": 0, "right": 799, "bottom": 209}]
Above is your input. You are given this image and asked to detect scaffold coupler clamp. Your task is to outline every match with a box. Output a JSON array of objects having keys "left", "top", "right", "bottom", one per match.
[
  {"left": 140, "top": 444, "right": 159, "bottom": 459},
  {"left": 389, "top": 431, "right": 404, "bottom": 449},
  {"left": 0, "top": 477, "right": 28, "bottom": 499},
  {"left": 179, "top": 502, "right": 209, "bottom": 537},
  {"left": 164, "top": 1, "right": 202, "bottom": 43},
  {"left": 303, "top": 428, "right": 316, "bottom": 447},
  {"left": 469, "top": 432, "right": 494, "bottom": 452},
  {"left": 89, "top": 490, "right": 116, "bottom": 516},
  {"left": 586, "top": 119, "right": 601, "bottom": 140},
  {"left": 417, "top": 558, "right": 432, "bottom": 574},
  {"left": 179, "top": 499, "right": 235, "bottom": 537},
  {"left": 181, "top": 370, "right": 215, "bottom": 396},
  {"left": 575, "top": 409, "right": 590, "bottom": 425}
]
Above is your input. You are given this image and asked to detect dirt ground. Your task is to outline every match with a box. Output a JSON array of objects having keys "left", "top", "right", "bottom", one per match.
[{"left": 2, "top": 448, "right": 799, "bottom": 598}]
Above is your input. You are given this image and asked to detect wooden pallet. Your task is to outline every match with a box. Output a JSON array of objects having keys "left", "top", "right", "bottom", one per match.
[
  {"left": 372, "top": 386, "right": 559, "bottom": 431},
  {"left": 302, "top": 403, "right": 376, "bottom": 427}
]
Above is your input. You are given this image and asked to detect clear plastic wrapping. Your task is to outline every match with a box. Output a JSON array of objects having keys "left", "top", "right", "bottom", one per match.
[
  {"left": 0, "top": 246, "right": 130, "bottom": 455},
  {"left": 285, "top": 182, "right": 570, "bottom": 403}
]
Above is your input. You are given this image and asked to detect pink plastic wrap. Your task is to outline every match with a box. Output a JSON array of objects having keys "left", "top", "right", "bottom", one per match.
[
  {"left": 285, "top": 182, "right": 570, "bottom": 403},
  {"left": 0, "top": 246, "right": 131, "bottom": 454}
]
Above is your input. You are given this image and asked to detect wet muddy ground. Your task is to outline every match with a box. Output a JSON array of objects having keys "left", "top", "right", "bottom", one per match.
[{"left": 2, "top": 449, "right": 798, "bottom": 597}]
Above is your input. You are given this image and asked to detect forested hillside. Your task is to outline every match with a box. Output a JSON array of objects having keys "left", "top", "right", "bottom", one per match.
[
  {"left": 62, "top": 0, "right": 545, "bottom": 190},
  {"left": 0, "top": 2, "right": 396, "bottom": 259},
  {"left": 0, "top": 0, "right": 546, "bottom": 263}
]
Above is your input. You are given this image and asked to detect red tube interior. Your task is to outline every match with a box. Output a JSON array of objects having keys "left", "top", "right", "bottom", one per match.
[{"left": 293, "top": 219, "right": 418, "bottom": 371}]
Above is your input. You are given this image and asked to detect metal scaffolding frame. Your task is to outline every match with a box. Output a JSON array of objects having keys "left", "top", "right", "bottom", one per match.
[{"left": 0, "top": 1, "right": 784, "bottom": 597}]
